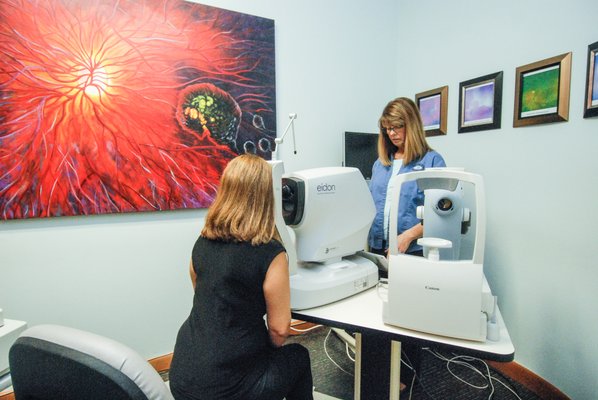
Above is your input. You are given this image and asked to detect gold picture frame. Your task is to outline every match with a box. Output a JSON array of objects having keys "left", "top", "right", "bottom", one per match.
[
  {"left": 415, "top": 85, "right": 448, "bottom": 136},
  {"left": 513, "top": 52, "right": 572, "bottom": 127}
]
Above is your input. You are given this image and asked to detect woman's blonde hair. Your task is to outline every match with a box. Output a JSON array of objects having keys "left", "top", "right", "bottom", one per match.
[
  {"left": 201, "top": 154, "right": 280, "bottom": 245},
  {"left": 377, "top": 97, "right": 432, "bottom": 166}
]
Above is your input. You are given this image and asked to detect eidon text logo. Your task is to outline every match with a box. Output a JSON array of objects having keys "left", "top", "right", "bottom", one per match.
[{"left": 316, "top": 183, "right": 336, "bottom": 193}]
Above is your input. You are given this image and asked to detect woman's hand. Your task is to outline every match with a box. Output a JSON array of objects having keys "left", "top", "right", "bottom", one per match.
[{"left": 396, "top": 223, "right": 423, "bottom": 253}]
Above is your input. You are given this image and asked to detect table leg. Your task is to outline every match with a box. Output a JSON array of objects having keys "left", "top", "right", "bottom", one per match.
[
  {"left": 354, "top": 333, "right": 362, "bottom": 400},
  {"left": 353, "top": 333, "right": 402, "bottom": 400},
  {"left": 389, "top": 341, "right": 402, "bottom": 400}
]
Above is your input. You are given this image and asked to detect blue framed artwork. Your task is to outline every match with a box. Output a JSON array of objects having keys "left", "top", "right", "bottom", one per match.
[
  {"left": 584, "top": 41, "right": 598, "bottom": 118},
  {"left": 415, "top": 85, "right": 448, "bottom": 137}
]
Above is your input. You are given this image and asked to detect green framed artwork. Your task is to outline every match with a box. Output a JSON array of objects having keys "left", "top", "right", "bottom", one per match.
[{"left": 513, "top": 52, "right": 572, "bottom": 127}]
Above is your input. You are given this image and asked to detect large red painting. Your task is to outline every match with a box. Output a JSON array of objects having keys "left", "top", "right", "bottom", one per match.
[{"left": 0, "top": 0, "right": 276, "bottom": 219}]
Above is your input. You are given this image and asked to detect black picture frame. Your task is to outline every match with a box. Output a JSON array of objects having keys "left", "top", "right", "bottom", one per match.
[
  {"left": 584, "top": 41, "right": 598, "bottom": 118},
  {"left": 458, "top": 71, "right": 503, "bottom": 134}
]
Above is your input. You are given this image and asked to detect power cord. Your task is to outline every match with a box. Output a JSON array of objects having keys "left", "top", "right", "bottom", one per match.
[
  {"left": 424, "top": 348, "right": 523, "bottom": 400},
  {"left": 401, "top": 354, "right": 417, "bottom": 400},
  {"left": 401, "top": 349, "right": 430, "bottom": 400},
  {"left": 323, "top": 329, "right": 354, "bottom": 376},
  {"left": 345, "top": 341, "right": 355, "bottom": 362},
  {"left": 376, "top": 278, "right": 388, "bottom": 301}
]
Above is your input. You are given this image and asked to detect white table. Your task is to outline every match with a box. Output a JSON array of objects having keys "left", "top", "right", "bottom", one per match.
[{"left": 292, "top": 287, "right": 514, "bottom": 400}]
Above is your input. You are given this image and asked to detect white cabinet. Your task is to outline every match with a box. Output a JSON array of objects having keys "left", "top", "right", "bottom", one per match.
[{"left": 0, "top": 319, "right": 27, "bottom": 376}]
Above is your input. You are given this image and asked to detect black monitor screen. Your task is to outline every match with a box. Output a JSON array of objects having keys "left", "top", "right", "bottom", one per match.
[{"left": 343, "top": 132, "right": 378, "bottom": 180}]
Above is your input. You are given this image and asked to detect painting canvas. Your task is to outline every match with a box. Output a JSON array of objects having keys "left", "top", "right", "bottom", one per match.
[
  {"left": 463, "top": 82, "right": 495, "bottom": 126},
  {"left": 419, "top": 95, "right": 442, "bottom": 130},
  {"left": 593, "top": 53, "right": 598, "bottom": 106},
  {"left": 0, "top": 0, "right": 276, "bottom": 219},
  {"left": 520, "top": 65, "right": 560, "bottom": 118}
]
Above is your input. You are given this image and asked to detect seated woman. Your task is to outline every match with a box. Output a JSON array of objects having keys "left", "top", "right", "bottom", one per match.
[{"left": 169, "top": 154, "right": 313, "bottom": 400}]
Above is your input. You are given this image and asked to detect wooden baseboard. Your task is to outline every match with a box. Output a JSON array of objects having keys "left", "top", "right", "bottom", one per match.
[
  {"left": 290, "top": 320, "right": 322, "bottom": 336},
  {"left": 487, "top": 360, "right": 570, "bottom": 400},
  {"left": 0, "top": 390, "right": 14, "bottom": 400},
  {"left": 148, "top": 352, "right": 173, "bottom": 374}
]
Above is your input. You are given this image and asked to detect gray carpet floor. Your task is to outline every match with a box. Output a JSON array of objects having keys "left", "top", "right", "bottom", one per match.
[{"left": 288, "top": 325, "right": 544, "bottom": 400}]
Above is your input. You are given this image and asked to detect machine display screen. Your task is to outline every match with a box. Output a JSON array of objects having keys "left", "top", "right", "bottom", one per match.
[{"left": 343, "top": 132, "right": 378, "bottom": 180}]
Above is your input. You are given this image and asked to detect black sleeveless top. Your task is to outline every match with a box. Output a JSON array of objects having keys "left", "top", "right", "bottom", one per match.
[{"left": 169, "top": 236, "right": 286, "bottom": 400}]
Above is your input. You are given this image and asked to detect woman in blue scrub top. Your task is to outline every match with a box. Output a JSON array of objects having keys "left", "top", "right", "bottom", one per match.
[
  {"left": 368, "top": 97, "right": 446, "bottom": 257},
  {"left": 368, "top": 97, "right": 445, "bottom": 389}
]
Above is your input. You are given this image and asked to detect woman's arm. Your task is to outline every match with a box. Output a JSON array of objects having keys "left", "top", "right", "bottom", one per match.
[
  {"left": 263, "top": 252, "right": 291, "bottom": 347},
  {"left": 188, "top": 260, "right": 197, "bottom": 289},
  {"left": 397, "top": 223, "right": 423, "bottom": 253}
]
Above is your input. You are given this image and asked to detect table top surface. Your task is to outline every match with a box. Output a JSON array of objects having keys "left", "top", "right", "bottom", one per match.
[{"left": 292, "top": 287, "right": 514, "bottom": 362}]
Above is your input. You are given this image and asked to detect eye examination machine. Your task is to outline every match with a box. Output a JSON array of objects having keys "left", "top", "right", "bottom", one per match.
[
  {"left": 383, "top": 168, "right": 499, "bottom": 342},
  {"left": 270, "top": 161, "right": 379, "bottom": 310}
]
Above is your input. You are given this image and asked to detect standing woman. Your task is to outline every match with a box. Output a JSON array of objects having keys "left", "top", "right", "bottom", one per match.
[
  {"left": 367, "top": 97, "right": 446, "bottom": 388},
  {"left": 169, "top": 154, "right": 313, "bottom": 400},
  {"left": 368, "top": 97, "right": 446, "bottom": 257}
]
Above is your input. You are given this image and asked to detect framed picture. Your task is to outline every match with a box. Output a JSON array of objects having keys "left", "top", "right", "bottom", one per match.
[
  {"left": 584, "top": 41, "right": 598, "bottom": 118},
  {"left": 415, "top": 86, "right": 448, "bottom": 136},
  {"left": 458, "top": 72, "right": 503, "bottom": 133},
  {"left": 513, "top": 52, "right": 572, "bottom": 127}
]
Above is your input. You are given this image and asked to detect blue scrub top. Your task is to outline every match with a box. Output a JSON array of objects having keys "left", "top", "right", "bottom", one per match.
[{"left": 367, "top": 150, "right": 446, "bottom": 253}]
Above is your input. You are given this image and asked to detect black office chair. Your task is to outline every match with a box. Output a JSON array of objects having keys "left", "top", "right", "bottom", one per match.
[{"left": 9, "top": 324, "right": 174, "bottom": 400}]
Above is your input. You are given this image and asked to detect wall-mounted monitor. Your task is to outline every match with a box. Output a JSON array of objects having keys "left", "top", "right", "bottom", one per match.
[{"left": 343, "top": 132, "right": 378, "bottom": 180}]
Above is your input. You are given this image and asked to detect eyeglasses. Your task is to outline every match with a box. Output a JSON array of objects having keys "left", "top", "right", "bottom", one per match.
[{"left": 382, "top": 124, "right": 404, "bottom": 135}]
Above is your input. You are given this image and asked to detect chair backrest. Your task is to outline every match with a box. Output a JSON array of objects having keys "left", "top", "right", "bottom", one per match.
[{"left": 9, "top": 324, "right": 174, "bottom": 400}]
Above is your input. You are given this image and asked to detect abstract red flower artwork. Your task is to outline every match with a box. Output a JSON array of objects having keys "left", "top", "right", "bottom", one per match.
[{"left": 0, "top": 0, "right": 276, "bottom": 219}]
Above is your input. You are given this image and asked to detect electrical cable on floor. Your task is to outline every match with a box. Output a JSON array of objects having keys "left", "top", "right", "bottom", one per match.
[
  {"left": 407, "top": 372, "right": 417, "bottom": 400},
  {"left": 345, "top": 342, "right": 355, "bottom": 362},
  {"left": 402, "top": 349, "right": 426, "bottom": 400},
  {"left": 323, "top": 328, "right": 354, "bottom": 377},
  {"left": 424, "top": 348, "right": 523, "bottom": 400}
]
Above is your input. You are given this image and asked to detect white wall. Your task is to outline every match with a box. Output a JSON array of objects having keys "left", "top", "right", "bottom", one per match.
[
  {"left": 0, "top": 0, "right": 398, "bottom": 360},
  {"left": 0, "top": 210, "right": 201, "bottom": 355},
  {"left": 395, "top": 0, "right": 598, "bottom": 398},
  {"left": 2, "top": 1, "right": 595, "bottom": 398}
]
